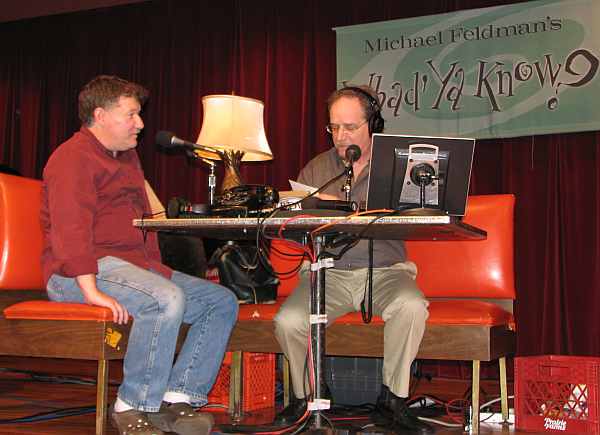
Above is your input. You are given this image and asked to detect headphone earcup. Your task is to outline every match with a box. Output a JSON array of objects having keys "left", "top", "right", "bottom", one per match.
[
  {"left": 370, "top": 110, "right": 384, "bottom": 134},
  {"left": 167, "top": 197, "right": 190, "bottom": 218},
  {"left": 339, "top": 86, "right": 385, "bottom": 134}
]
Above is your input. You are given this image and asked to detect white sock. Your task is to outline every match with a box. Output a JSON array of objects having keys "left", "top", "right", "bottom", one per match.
[
  {"left": 114, "top": 397, "right": 134, "bottom": 413},
  {"left": 163, "top": 391, "right": 191, "bottom": 404}
]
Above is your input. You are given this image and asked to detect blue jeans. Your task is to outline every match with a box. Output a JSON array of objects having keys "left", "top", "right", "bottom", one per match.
[{"left": 47, "top": 256, "right": 239, "bottom": 412}]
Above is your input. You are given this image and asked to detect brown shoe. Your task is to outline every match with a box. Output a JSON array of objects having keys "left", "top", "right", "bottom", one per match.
[
  {"left": 110, "top": 405, "right": 166, "bottom": 435},
  {"left": 148, "top": 402, "right": 214, "bottom": 435}
]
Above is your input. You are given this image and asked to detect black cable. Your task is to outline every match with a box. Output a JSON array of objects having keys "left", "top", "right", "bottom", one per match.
[
  {"left": 256, "top": 168, "right": 348, "bottom": 242},
  {"left": 269, "top": 253, "right": 307, "bottom": 278},
  {"left": 0, "top": 367, "right": 120, "bottom": 386},
  {"left": 257, "top": 230, "right": 308, "bottom": 278},
  {"left": 0, "top": 406, "right": 96, "bottom": 424},
  {"left": 360, "top": 238, "right": 374, "bottom": 323},
  {"left": 253, "top": 167, "right": 351, "bottom": 279},
  {"left": 321, "top": 233, "right": 359, "bottom": 259},
  {"left": 139, "top": 210, "right": 167, "bottom": 243},
  {"left": 0, "top": 368, "right": 117, "bottom": 424}
]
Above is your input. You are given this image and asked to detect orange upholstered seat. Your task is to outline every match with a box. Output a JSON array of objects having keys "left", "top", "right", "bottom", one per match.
[
  {"left": 406, "top": 194, "right": 515, "bottom": 299},
  {"left": 4, "top": 300, "right": 112, "bottom": 321},
  {"left": 237, "top": 300, "right": 513, "bottom": 327},
  {"left": 237, "top": 299, "right": 285, "bottom": 321},
  {"left": 0, "top": 174, "right": 45, "bottom": 290}
]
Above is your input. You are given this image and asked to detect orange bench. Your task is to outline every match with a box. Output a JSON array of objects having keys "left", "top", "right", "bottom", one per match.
[
  {"left": 0, "top": 171, "right": 515, "bottom": 433},
  {"left": 0, "top": 173, "right": 246, "bottom": 434},
  {"left": 227, "top": 194, "right": 516, "bottom": 432},
  {"left": 0, "top": 173, "right": 128, "bottom": 434}
]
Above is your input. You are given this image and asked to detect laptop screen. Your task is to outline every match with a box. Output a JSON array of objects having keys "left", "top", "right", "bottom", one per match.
[{"left": 366, "top": 134, "right": 475, "bottom": 216}]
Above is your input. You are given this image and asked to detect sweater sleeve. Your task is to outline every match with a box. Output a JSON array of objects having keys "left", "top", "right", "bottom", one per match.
[{"left": 43, "top": 149, "right": 99, "bottom": 277}]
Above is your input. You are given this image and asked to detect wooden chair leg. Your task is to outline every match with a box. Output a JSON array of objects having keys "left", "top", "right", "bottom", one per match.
[
  {"left": 96, "top": 359, "right": 108, "bottom": 435},
  {"left": 499, "top": 356, "right": 509, "bottom": 423},
  {"left": 471, "top": 360, "right": 481, "bottom": 434},
  {"left": 229, "top": 350, "right": 243, "bottom": 419}
]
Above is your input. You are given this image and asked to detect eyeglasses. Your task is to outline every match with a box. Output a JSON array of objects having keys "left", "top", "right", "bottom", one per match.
[{"left": 326, "top": 119, "right": 368, "bottom": 134}]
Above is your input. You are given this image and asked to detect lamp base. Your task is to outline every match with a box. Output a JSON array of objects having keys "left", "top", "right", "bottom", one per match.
[{"left": 219, "top": 150, "right": 245, "bottom": 191}]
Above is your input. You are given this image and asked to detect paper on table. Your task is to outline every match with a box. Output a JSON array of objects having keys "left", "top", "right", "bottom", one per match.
[{"left": 289, "top": 179, "right": 317, "bottom": 194}]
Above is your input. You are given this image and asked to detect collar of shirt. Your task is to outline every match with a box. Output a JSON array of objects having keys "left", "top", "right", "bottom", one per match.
[{"left": 80, "top": 126, "right": 129, "bottom": 160}]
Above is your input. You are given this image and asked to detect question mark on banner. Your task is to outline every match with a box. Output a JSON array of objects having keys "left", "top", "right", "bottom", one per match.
[{"left": 548, "top": 49, "right": 600, "bottom": 110}]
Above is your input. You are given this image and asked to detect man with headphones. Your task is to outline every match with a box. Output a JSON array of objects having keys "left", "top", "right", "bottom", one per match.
[{"left": 273, "top": 86, "right": 432, "bottom": 433}]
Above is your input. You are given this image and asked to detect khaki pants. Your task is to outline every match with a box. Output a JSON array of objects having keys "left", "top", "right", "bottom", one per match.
[{"left": 274, "top": 261, "right": 429, "bottom": 399}]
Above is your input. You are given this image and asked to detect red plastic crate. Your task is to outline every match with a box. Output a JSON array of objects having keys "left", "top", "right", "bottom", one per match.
[
  {"left": 207, "top": 352, "right": 233, "bottom": 410},
  {"left": 208, "top": 352, "right": 276, "bottom": 412},
  {"left": 515, "top": 355, "right": 600, "bottom": 434}
]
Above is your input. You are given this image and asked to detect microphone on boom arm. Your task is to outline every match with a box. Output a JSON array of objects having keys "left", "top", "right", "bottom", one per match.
[
  {"left": 155, "top": 131, "right": 218, "bottom": 156},
  {"left": 344, "top": 144, "right": 361, "bottom": 166}
]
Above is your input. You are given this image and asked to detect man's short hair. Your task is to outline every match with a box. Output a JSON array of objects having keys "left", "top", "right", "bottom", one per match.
[
  {"left": 326, "top": 85, "right": 380, "bottom": 122},
  {"left": 78, "top": 75, "right": 149, "bottom": 126},
  {"left": 327, "top": 85, "right": 384, "bottom": 134}
]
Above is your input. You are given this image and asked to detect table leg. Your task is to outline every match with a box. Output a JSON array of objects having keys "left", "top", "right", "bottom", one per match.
[{"left": 309, "top": 235, "right": 328, "bottom": 429}]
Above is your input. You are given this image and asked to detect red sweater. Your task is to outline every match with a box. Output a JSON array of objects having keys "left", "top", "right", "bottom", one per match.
[{"left": 40, "top": 127, "right": 171, "bottom": 285}]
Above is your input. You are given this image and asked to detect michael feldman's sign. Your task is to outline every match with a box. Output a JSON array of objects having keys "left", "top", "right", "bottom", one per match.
[{"left": 335, "top": 0, "right": 600, "bottom": 139}]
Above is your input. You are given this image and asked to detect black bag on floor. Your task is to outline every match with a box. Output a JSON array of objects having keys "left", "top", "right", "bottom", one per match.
[{"left": 209, "top": 242, "right": 278, "bottom": 304}]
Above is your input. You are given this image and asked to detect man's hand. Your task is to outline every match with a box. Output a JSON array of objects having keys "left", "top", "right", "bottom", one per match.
[{"left": 76, "top": 274, "right": 129, "bottom": 324}]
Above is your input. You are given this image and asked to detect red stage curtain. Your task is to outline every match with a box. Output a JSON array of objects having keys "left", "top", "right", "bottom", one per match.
[{"left": 0, "top": 0, "right": 597, "bottom": 358}]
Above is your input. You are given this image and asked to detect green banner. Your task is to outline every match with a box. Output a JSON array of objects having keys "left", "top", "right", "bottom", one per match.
[{"left": 335, "top": 0, "right": 600, "bottom": 139}]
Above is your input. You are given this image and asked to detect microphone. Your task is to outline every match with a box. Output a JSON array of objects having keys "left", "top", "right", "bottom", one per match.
[
  {"left": 156, "top": 131, "right": 218, "bottom": 156},
  {"left": 345, "top": 144, "right": 361, "bottom": 165}
]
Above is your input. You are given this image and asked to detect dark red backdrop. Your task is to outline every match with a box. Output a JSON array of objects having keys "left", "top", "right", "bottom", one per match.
[{"left": 1, "top": 0, "right": 598, "bottom": 358}]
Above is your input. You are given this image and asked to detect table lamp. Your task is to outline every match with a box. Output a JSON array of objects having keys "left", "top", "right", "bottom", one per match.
[{"left": 196, "top": 94, "right": 273, "bottom": 192}]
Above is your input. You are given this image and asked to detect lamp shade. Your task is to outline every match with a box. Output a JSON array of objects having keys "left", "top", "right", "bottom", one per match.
[{"left": 196, "top": 95, "right": 273, "bottom": 162}]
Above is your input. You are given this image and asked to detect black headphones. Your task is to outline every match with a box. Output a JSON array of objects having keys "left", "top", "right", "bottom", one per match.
[
  {"left": 167, "top": 197, "right": 210, "bottom": 218},
  {"left": 340, "top": 86, "right": 384, "bottom": 134}
]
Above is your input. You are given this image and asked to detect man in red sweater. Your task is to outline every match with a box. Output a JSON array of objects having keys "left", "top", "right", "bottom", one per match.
[{"left": 41, "top": 75, "right": 238, "bottom": 435}]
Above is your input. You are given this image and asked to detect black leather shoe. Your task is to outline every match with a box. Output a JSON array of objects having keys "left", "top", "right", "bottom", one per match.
[
  {"left": 371, "top": 384, "right": 394, "bottom": 425},
  {"left": 393, "top": 396, "right": 434, "bottom": 434},
  {"left": 272, "top": 397, "right": 308, "bottom": 426},
  {"left": 272, "top": 383, "right": 332, "bottom": 426},
  {"left": 148, "top": 402, "right": 213, "bottom": 435}
]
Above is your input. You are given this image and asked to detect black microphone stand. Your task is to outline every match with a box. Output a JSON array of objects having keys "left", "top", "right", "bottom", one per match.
[
  {"left": 399, "top": 164, "right": 447, "bottom": 216},
  {"left": 341, "top": 144, "right": 360, "bottom": 203},
  {"left": 185, "top": 150, "right": 217, "bottom": 206},
  {"left": 202, "top": 158, "right": 217, "bottom": 207},
  {"left": 341, "top": 163, "right": 353, "bottom": 202}
]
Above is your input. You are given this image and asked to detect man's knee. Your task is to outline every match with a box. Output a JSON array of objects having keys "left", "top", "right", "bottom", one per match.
[
  {"left": 382, "top": 296, "right": 428, "bottom": 323},
  {"left": 156, "top": 284, "right": 186, "bottom": 319},
  {"left": 274, "top": 306, "right": 308, "bottom": 336}
]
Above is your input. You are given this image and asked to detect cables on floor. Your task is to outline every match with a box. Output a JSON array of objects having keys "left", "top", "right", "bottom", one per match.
[
  {"left": 0, "top": 367, "right": 120, "bottom": 386},
  {"left": 0, "top": 367, "right": 110, "bottom": 424},
  {"left": 0, "top": 406, "right": 96, "bottom": 424}
]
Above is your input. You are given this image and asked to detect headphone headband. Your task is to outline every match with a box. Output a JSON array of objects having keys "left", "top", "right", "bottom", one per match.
[{"left": 341, "top": 86, "right": 381, "bottom": 110}]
